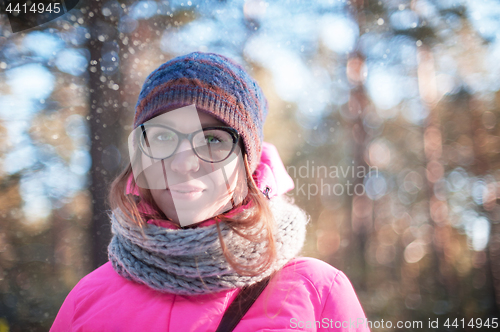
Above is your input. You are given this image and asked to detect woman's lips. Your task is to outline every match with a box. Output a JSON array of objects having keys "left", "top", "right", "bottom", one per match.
[{"left": 167, "top": 185, "right": 206, "bottom": 200}]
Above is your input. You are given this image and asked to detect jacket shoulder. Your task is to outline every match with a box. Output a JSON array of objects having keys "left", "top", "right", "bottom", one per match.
[
  {"left": 72, "top": 261, "right": 122, "bottom": 293},
  {"left": 239, "top": 257, "right": 369, "bottom": 331},
  {"left": 56, "top": 262, "right": 126, "bottom": 313},
  {"left": 280, "top": 257, "right": 367, "bottom": 316},
  {"left": 282, "top": 256, "right": 342, "bottom": 291},
  {"left": 50, "top": 262, "right": 123, "bottom": 331},
  {"left": 284, "top": 257, "right": 370, "bottom": 330}
]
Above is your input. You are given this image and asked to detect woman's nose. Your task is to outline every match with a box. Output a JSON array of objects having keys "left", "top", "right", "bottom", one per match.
[{"left": 170, "top": 139, "right": 200, "bottom": 174}]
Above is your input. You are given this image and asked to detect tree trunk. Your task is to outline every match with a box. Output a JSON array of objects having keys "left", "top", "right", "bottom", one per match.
[{"left": 87, "top": 0, "right": 124, "bottom": 268}]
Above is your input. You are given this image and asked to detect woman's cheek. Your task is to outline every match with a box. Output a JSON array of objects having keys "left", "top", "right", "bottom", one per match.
[{"left": 139, "top": 156, "right": 168, "bottom": 190}]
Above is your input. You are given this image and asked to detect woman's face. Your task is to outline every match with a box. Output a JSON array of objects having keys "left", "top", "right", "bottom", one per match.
[{"left": 137, "top": 105, "right": 247, "bottom": 227}]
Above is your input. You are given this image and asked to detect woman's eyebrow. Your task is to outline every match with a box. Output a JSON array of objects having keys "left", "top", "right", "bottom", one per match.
[
  {"left": 146, "top": 118, "right": 175, "bottom": 126},
  {"left": 146, "top": 118, "right": 223, "bottom": 128},
  {"left": 201, "top": 122, "right": 224, "bottom": 127}
]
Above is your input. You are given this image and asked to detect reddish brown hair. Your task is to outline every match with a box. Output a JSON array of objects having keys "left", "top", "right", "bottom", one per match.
[{"left": 107, "top": 154, "right": 277, "bottom": 277}]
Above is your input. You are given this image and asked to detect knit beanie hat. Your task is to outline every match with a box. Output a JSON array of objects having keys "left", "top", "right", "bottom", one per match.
[{"left": 133, "top": 52, "right": 269, "bottom": 174}]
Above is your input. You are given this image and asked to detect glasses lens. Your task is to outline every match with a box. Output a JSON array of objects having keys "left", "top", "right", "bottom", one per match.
[
  {"left": 140, "top": 126, "right": 178, "bottom": 159},
  {"left": 193, "top": 129, "right": 235, "bottom": 162}
]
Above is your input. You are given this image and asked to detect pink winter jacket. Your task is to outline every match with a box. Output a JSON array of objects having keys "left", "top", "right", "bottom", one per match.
[{"left": 51, "top": 143, "right": 371, "bottom": 332}]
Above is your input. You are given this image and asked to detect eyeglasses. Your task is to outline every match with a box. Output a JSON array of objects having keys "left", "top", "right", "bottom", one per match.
[{"left": 138, "top": 124, "right": 240, "bottom": 163}]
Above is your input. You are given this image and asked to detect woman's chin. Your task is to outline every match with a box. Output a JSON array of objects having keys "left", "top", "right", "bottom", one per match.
[
  {"left": 175, "top": 204, "right": 227, "bottom": 226},
  {"left": 159, "top": 190, "right": 235, "bottom": 226},
  {"left": 176, "top": 211, "right": 212, "bottom": 227}
]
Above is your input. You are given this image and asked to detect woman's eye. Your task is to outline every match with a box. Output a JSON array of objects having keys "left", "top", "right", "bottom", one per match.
[
  {"left": 143, "top": 128, "right": 177, "bottom": 146},
  {"left": 147, "top": 128, "right": 175, "bottom": 142},
  {"left": 205, "top": 135, "right": 222, "bottom": 144},
  {"left": 156, "top": 133, "right": 175, "bottom": 141}
]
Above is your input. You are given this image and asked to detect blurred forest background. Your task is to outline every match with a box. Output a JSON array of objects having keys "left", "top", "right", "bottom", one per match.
[{"left": 0, "top": 0, "right": 499, "bottom": 331}]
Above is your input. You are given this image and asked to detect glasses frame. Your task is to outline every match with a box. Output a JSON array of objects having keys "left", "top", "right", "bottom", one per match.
[{"left": 138, "top": 124, "right": 240, "bottom": 163}]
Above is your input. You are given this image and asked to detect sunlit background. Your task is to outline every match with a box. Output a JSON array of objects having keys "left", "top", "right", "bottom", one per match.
[{"left": 0, "top": 0, "right": 499, "bottom": 331}]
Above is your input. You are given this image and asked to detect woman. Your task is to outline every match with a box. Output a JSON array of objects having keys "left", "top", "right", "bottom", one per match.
[{"left": 51, "top": 52, "right": 371, "bottom": 331}]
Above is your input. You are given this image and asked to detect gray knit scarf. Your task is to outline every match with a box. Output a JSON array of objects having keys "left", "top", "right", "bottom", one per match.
[{"left": 108, "top": 195, "right": 309, "bottom": 295}]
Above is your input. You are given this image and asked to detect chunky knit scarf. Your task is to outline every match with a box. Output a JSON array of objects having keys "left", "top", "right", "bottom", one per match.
[{"left": 107, "top": 195, "right": 308, "bottom": 295}]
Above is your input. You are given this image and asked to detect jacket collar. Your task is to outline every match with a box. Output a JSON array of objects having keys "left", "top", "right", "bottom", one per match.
[{"left": 252, "top": 142, "right": 294, "bottom": 198}]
